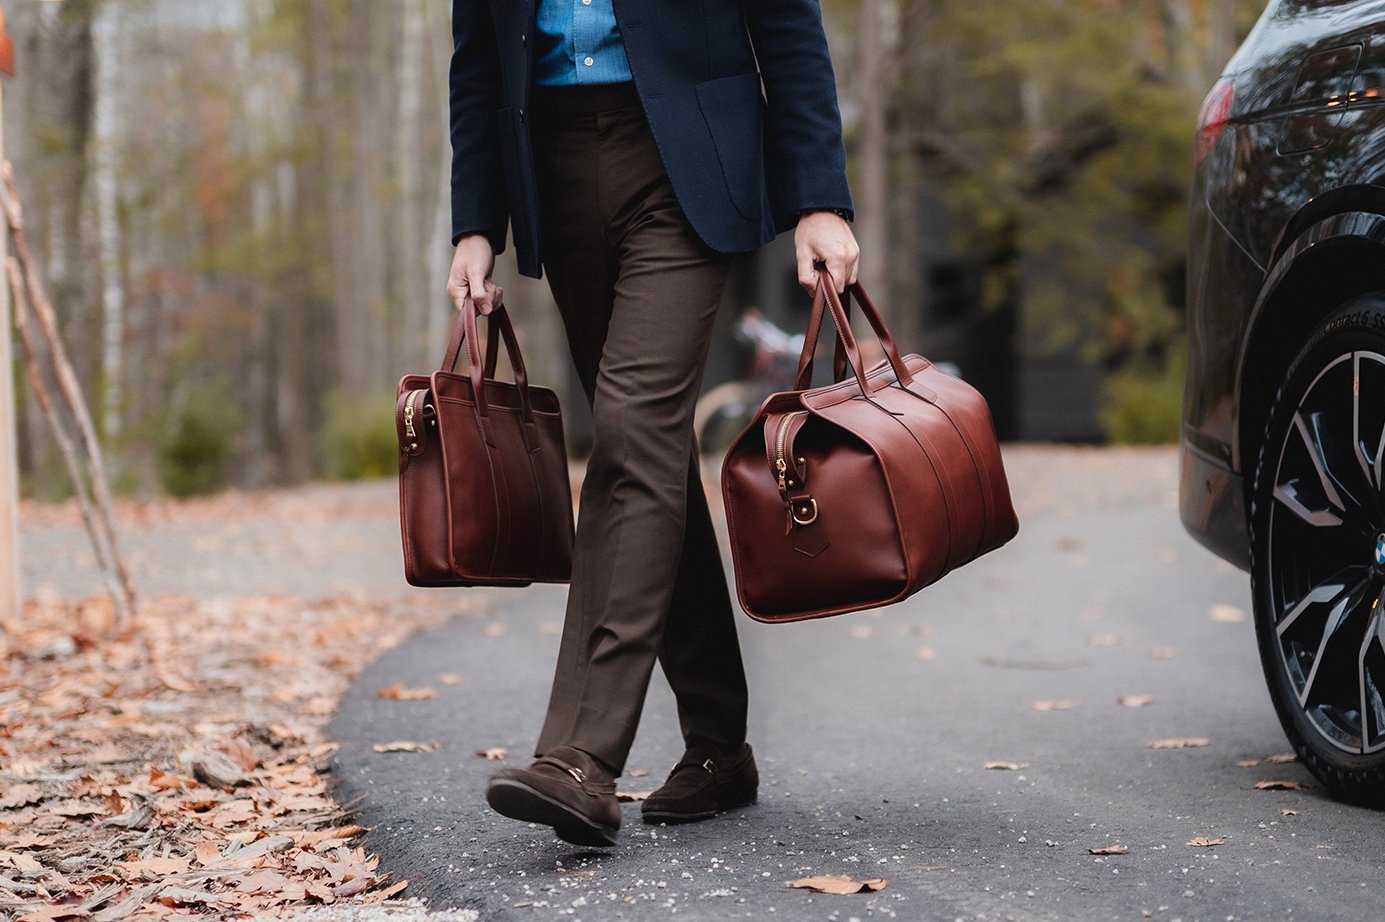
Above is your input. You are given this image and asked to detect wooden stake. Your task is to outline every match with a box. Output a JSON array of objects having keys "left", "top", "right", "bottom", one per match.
[
  {"left": 0, "top": 161, "right": 136, "bottom": 620},
  {"left": 0, "top": 80, "right": 18, "bottom": 628},
  {"left": 6, "top": 258, "right": 128, "bottom": 620}
]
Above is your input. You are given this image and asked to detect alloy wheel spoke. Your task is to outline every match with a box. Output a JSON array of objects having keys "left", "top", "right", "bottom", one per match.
[
  {"left": 1277, "top": 579, "right": 1352, "bottom": 639},
  {"left": 1354, "top": 353, "right": 1379, "bottom": 490},
  {"left": 1297, "top": 587, "right": 1360, "bottom": 708},
  {"left": 1296, "top": 411, "right": 1348, "bottom": 512}
]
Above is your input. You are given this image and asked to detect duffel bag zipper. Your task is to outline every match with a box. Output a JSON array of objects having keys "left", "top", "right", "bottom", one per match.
[{"left": 774, "top": 411, "right": 808, "bottom": 493}]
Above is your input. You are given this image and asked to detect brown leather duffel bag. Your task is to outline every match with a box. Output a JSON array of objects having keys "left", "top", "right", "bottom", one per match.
[
  {"left": 722, "top": 271, "right": 1018, "bottom": 622},
  {"left": 396, "top": 293, "right": 574, "bottom": 587}
]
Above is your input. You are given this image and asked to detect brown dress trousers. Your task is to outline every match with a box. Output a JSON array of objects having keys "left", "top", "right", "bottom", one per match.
[{"left": 529, "top": 83, "right": 750, "bottom": 774}]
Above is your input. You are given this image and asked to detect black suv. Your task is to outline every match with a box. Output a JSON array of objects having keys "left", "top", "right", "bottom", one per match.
[{"left": 1182, "top": 0, "right": 1385, "bottom": 800}]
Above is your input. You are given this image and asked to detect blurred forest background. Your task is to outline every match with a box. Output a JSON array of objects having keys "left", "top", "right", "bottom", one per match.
[{"left": 6, "top": 0, "right": 1262, "bottom": 498}]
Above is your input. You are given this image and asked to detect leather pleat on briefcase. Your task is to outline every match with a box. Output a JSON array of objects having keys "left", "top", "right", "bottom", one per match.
[
  {"left": 396, "top": 293, "right": 574, "bottom": 587},
  {"left": 722, "top": 270, "right": 1018, "bottom": 622}
]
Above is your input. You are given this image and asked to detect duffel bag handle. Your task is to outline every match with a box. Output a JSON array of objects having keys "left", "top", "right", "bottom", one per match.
[{"left": 794, "top": 268, "right": 915, "bottom": 394}]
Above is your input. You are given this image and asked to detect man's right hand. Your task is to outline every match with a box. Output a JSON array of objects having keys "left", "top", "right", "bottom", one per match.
[{"left": 447, "top": 234, "right": 498, "bottom": 312}]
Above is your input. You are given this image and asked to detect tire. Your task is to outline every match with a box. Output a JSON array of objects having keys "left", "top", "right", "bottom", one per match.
[
  {"left": 1250, "top": 296, "right": 1385, "bottom": 804},
  {"left": 693, "top": 382, "right": 760, "bottom": 457}
]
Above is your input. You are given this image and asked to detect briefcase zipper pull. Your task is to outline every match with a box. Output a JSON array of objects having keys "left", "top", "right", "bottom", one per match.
[
  {"left": 404, "top": 403, "right": 416, "bottom": 439},
  {"left": 776, "top": 458, "right": 787, "bottom": 492}
]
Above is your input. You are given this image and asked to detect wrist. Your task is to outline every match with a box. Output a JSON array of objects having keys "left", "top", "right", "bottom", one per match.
[{"left": 797, "top": 207, "right": 851, "bottom": 223}]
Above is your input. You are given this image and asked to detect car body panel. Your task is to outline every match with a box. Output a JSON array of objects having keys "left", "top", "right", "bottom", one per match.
[{"left": 1180, "top": 0, "right": 1385, "bottom": 568}]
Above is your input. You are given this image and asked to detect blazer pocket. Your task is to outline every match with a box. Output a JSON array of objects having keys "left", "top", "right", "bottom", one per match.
[{"left": 695, "top": 72, "right": 766, "bottom": 222}]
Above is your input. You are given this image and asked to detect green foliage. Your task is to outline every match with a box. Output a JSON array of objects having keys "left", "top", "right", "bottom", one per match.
[
  {"left": 322, "top": 390, "right": 398, "bottom": 481},
  {"left": 159, "top": 381, "right": 241, "bottom": 497},
  {"left": 1100, "top": 359, "right": 1186, "bottom": 446},
  {"left": 892, "top": 0, "right": 1265, "bottom": 384}
]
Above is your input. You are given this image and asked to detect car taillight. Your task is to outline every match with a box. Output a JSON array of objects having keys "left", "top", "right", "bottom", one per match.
[{"left": 1195, "top": 77, "right": 1235, "bottom": 165}]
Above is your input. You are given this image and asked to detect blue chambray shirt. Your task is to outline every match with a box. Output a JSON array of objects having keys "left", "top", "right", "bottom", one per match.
[{"left": 533, "top": 0, "right": 633, "bottom": 86}]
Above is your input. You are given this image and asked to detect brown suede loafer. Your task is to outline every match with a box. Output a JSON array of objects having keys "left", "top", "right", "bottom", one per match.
[
  {"left": 486, "top": 745, "right": 621, "bottom": 847},
  {"left": 641, "top": 743, "right": 758, "bottom": 824}
]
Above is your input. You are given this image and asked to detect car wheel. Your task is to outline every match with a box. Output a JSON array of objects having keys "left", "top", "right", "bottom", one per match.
[{"left": 1251, "top": 297, "right": 1385, "bottom": 804}]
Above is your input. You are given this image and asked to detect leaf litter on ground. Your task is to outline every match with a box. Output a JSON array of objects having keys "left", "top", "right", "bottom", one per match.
[{"left": 0, "top": 588, "right": 463, "bottom": 919}]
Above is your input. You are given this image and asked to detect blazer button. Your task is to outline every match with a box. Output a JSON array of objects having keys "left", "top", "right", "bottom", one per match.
[
  {"left": 518, "top": 108, "right": 525, "bottom": 122},
  {"left": 520, "top": 33, "right": 527, "bottom": 46}
]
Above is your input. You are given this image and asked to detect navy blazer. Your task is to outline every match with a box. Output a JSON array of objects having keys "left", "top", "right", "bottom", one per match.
[{"left": 450, "top": 0, "right": 854, "bottom": 279}]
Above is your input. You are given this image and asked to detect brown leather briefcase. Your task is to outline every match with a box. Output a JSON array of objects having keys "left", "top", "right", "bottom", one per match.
[
  {"left": 396, "top": 293, "right": 574, "bottom": 587},
  {"left": 722, "top": 271, "right": 1018, "bottom": 622}
]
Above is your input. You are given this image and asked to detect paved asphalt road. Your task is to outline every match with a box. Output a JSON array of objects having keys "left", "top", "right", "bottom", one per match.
[
  {"left": 20, "top": 447, "right": 1384, "bottom": 920},
  {"left": 325, "top": 447, "right": 1385, "bottom": 922}
]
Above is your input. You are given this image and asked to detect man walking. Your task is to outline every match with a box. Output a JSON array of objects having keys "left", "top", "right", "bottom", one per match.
[{"left": 447, "top": 0, "right": 859, "bottom": 847}]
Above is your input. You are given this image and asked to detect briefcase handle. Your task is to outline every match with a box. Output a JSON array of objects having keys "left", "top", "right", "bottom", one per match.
[
  {"left": 439, "top": 291, "right": 540, "bottom": 424},
  {"left": 441, "top": 287, "right": 505, "bottom": 378},
  {"left": 794, "top": 268, "right": 916, "bottom": 395}
]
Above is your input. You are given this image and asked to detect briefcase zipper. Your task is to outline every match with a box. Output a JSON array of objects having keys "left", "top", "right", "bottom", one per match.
[{"left": 774, "top": 411, "right": 808, "bottom": 493}]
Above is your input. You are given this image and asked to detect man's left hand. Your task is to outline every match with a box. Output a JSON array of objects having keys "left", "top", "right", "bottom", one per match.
[{"left": 794, "top": 210, "right": 860, "bottom": 294}]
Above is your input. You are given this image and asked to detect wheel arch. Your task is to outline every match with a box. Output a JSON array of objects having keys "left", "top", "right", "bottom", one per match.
[{"left": 1236, "top": 208, "right": 1385, "bottom": 501}]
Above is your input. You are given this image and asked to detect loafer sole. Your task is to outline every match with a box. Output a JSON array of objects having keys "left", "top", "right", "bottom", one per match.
[
  {"left": 487, "top": 778, "right": 619, "bottom": 847},
  {"left": 642, "top": 795, "right": 757, "bottom": 825}
]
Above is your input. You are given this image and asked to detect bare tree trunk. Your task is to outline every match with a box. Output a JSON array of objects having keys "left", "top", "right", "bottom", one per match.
[
  {"left": 93, "top": 4, "right": 125, "bottom": 441},
  {"left": 856, "top": 0, "right": 894, "bottom": 321},
  {"left": 0, "top": 81, "right": 19, "bottom": 627}
]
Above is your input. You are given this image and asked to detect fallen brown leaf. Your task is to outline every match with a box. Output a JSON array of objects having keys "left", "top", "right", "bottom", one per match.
[
  {"left": 376, "top": 682, "right": 437, "bottom": 701},
  {"left": 982, "top": 761, "right": 1028, "bottom": 771},
  {"left": 628, "top": 768, "right": 650, "bottom": 778},
  {"left": 1237, "top": 759, "right": 1260, "bottom": 767},
  {"left": 1118, "top": 694, "right": 1154, "bottom": 708},
  {"left": 0, "top": 783, "right": 44, "bottom": 808},
  {"left": 1186, "top": 837, "right": 1224, "bottom": 847},
  {"left": 915, "top": 646, "right": 937, "bottom": 661},
  {"left": 1255, "top": 780, "right": 1310, "bottom": 791},
  {"left": 1264, "top": 752, "right": 1298, "bottom": 764},
  {"left": 1148, "top": 738, "right": 1210, "bottom": 750},
  {"left": 1088, "top": 845, "right": 1129, "bottom": 855},
  {"left": 785, "top": 874, "right": 888, "bottom": 894},
  {"left": 188, "top": 750, "right": 249, "bottom": 788},
  {"left": 1208, "top": 604, "right": 1247, "bottom": 623},
  {"left": 149, "top": 766, "right": 197, "bottom": 791},
  {"left": 219, "top": 736, "right": 263, "bottom": 772},
  {"left": 482, "top": 622, "right": 507, "bottom": 637},
  {"left": 616, "top": 791, "right": 652, "bottom": 803},
  {"left": 372, "top": 741, "right": 442, "bottom": 753},
  {"left": 475, "top": 747, "right": 508, "bottom": 761},
  {"left": 848, "top": 625, "right": 876, "bottom": 640},
  {"left": 438, "top": 673, "right": 464, "bottom": 686},
  {"left": 1281, "top": 809, "right": 1299, "bottom": 816},
  {"left": 1031, "top": 699, "right": 1079, "bottom": 712},
  {"left": 119, "top": 856, "right": 192, "bottom": 878}
]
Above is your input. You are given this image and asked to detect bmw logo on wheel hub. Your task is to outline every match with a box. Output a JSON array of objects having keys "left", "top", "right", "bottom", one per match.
[{"left": 1375, "top": 534, "right": 1385, "bottom": 570}]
